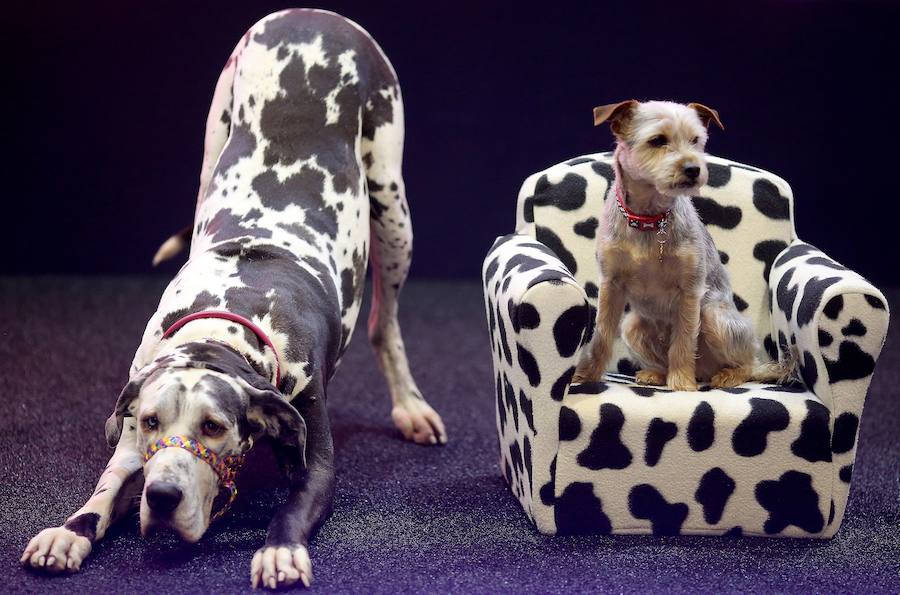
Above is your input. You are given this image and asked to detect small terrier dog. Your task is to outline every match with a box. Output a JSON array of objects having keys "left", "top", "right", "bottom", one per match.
[{"left": 573, "top": 100, "right": 786, "bottom": 391}]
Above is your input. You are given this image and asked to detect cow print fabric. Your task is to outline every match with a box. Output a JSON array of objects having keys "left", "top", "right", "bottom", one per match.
[{"left": 483, "top": 152, "right": 890, "bottom": 537}]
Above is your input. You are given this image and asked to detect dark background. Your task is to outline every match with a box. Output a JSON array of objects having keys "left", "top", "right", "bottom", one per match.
[{"left": 8, "top": 0, "right": 900, "bottom": 284}]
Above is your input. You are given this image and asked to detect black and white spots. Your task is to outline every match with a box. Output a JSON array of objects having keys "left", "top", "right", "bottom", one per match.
[
  {"left": 705, "top": 162, "right": 731, "bottom": 187},
  {"left": 573, "top": 217, "right": 599, "bottom": 239},
  {"left": 555, "top": 483, "right": 611, "bottom": 535},
  {"left": 45, "top": 10, "right": 447, "bottom": 589},
  {"left": 550, "top": 367, "right": 576, "bottom": 401},
  {"left": 525, "top": 172, "right": 588, "bottom": 214},
  {"left": 755, "top": 471, "right": 824, "bottom": 534},
  {"left": 824, "top": 295, "right": 844, "bottom": 320},
  {"left": 831, "top": 412, "right": 859, "bottom": 454},
  {"left": 694, "top": 468, "right": 735, "bottom": 525},
  {"left": 839, "top": 464, "right": 853, "bottom": 483},
  {"left": 732, "top": 398, "right": 789, "bottom": 457},
  {"left": 553, "top": 304, "right": 590, "bottom": 357},
  {"left": 776, "top": 267, "right": 800, "bottom": 323},
  {"left": 752, "top": 178, "right": 791, "bottom": 220},
  {"left": 558, "top": 406, "right": 581, "bottom": 441},
  {"left": 691, "top": 196, "right": 742, "bottom": 229},
  {"left": 799, "top": 350, "right": 818, "bottom": 391},
  {"left": 517, "top": 344, "right": 541, "bottom": 387},
  {"left": 824, "top": 341, "right": 876, "bottom": 383},
  {"left": 577, "top": 403, "right": 632, "bottom": 470},
  {"left": 628, "top": 484, "right": 688, "bottom": 536},
  {"left": 790, "top": 400, "right": 831, "bottom": 463},
  {"left": 753, "top": 239, "right": 788, "bottom": 282},
  {"left": 485, "top": 150, "right": 887, "bottom": 538},
  {"left": 644, "top": 418, "right": 677, "bottom": 466},
  {"left": 535, "top": 226, "right": 578, "bottom": 275},
  {"left": 796, "top": 276, "right": 841, "bottom": 327},
  {"left": 687, "top": 401, "right": 715, "bottom": 452},
  {"left": 841, "top": 318, "right": 866, "bottom": 337}
]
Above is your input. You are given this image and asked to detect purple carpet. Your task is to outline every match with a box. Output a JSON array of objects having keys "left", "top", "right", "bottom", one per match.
[{"left": 1, "top": 278, "right": 897, "bottom": 593}]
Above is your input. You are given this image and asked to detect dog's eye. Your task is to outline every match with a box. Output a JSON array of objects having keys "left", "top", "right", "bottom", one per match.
[
  {"left": 203, "top": 420, "right": 225, "bottom": 437},
  {"left": 691, "top": 136, "right": 700, "bottom": 144},
  {"left": 143, "top": 416, "right": 159, "bottom": 431},
  {"left": 648, "top": 135, "right": 668, "bottom": 147}
]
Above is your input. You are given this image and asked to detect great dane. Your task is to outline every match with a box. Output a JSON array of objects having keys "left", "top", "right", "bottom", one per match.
[{"left": 21, "top": 8, "right": 445, "bottom": 589}]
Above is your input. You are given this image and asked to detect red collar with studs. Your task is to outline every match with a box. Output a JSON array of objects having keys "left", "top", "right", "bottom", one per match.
[{"left": 614, "top": 182, "right": 671, "bottom": 231}]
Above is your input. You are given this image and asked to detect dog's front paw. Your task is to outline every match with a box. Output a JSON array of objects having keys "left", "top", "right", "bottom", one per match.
[
  {"left": 635, "top": 369, "right": 666, "bottom": 386},
  {"left": 251, "top": 544, "right": 312, "bottom": 590},
  {"left": 572, "top": 364, "right": 603, "bottom": 384},
  {"left": 392, "top": 398, "right": 447, "bottom": 445},
  {"left": 666, "top": 370, "right": 698, "bottom": 392},
  {"left": 20, "top": 526, "right": 92, "bottom": 573}
]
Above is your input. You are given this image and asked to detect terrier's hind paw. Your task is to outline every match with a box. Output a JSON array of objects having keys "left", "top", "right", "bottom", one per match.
[
  {"left": 710, "top": 366, "right": 751, "bottom": 389},
  {"left": 392, "top": 397, "right": 447, "bottom": 445},
  {"left": 251, "top": 544, "right": 312, "bottom": 590},
  {"left": 635, "top": 369, "right": 666, "bottom": 386},
  {"left": 21, "top": 526, "right": 92, "bottom": 574}
]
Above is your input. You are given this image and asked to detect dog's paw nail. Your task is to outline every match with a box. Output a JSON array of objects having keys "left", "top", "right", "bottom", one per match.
[
  {"left": 268, "top": 577, "right": 277, "bottom": 589},
  {"left": 277, "top": 571, "right": 285, "bottom": 582},
  {"left": 300, "top": 573, "right": 311, "bottom": 588},
  {"left": 45, "top": 556, "right": 55, "bottom": 567}
]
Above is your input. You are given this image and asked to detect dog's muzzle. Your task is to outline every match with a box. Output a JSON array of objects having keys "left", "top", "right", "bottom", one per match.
[{"left": 144, "top": 435, "right": 245, "bottom": 522}]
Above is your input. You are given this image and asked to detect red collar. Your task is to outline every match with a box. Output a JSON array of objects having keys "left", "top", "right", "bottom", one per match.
[
  {"left": 162, "top": 310, "right": 282, "bottom": 385},
  {"left": 615, "top": 182, "right": 671, "bottom": 231}
]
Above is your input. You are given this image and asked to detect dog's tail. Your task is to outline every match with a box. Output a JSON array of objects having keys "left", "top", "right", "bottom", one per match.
[
  {"left": 750, "top": 348, "right": 799, "bottom": 385},
  {"left": 152, "top": 226, "right": 192, "bottom": 266}
]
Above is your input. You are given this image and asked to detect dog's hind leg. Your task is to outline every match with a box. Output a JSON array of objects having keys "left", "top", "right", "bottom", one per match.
[
  {"left": 361, "top": 86, "right": 447, "bottom": 445},
  {"left": 622, "top": 312, "right": 669, "bottom": 386},
  {"left": 21, "top": 419, "right": 143, "bottom": 574},
  {"left": 698, "top": 301, "right": 756, "bottom": 388}
]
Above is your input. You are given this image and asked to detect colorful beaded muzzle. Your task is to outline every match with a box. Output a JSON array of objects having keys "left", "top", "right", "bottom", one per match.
[{"left": 144, "top": 435, "right": 245, "bottom": 521}]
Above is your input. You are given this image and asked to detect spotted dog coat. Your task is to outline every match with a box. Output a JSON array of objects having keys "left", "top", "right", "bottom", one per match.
[
  {"left": 134, "top": 9, "right": 408, "bottom": 393},
  {"left": 22, "top": 9, "right": 441, "bottom": 586},
  {"left": 482, "top": 152, "right": 889, "bottom": 536}
]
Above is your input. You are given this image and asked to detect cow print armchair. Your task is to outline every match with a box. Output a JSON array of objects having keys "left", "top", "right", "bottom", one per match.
[{"left": 481, "top": 152, "right": 889, "bottom": 537}]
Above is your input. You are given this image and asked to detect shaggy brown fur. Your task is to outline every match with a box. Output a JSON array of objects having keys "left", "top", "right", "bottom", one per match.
[{"left": 574, "top": 100, "right": 790, "bottom": 390}]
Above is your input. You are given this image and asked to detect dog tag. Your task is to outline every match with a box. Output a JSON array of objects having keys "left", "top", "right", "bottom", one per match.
[{"left": 656, "top": 227, "right": 668, "bottom": 262}]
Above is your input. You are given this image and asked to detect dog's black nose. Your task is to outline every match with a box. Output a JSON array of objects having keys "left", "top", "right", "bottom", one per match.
[
  {"left": 684, "top": 165, "right": 701, "bottom": 179},
  {"left": 146, "top": 482, "right": 183, "bottom": 513}
]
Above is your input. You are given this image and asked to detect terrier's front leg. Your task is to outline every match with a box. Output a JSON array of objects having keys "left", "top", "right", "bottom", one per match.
[
  {"left": 573, "top": 280, "right": 626, "bottom": 383},
  {"left": 667, "top": 290, "right": 702, "bottom": 391},
  {"left": 250, "top": 397, "right": 334, "bottom": 590}
]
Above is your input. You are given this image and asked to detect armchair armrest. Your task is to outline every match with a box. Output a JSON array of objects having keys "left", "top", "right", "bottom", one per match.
[
  {"left": 768, "top": 240, "right": 889, "bottom": 535},
  {"left": 482, "top": 233, "right": 591, "bottom": 532},
  {"left": 768, "top": 240, "right": 889, "bottom": 406}
]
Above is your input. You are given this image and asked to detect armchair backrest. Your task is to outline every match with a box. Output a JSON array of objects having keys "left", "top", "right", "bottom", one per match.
[{"left": 515, "top": 152, "right": 797, "bottom": 365}]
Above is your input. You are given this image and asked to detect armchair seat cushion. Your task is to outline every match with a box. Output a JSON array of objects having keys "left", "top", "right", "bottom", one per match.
[{"left": 552, "top": 375, "right": 836, "bottom": 537}]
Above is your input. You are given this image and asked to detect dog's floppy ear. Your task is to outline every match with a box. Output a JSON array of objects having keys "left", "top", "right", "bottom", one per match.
[
  {"left": 239, "top": 376, "right": 307, "bottom": 477},
  {"left": 688, "top": 102, "right": 724, "bottom": 130},
  {"left": 593, "top": 100, "right": 638, "bottom": 135},
  {"left": 105, "top": 367, "right": 155, "bottom": 448}
]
